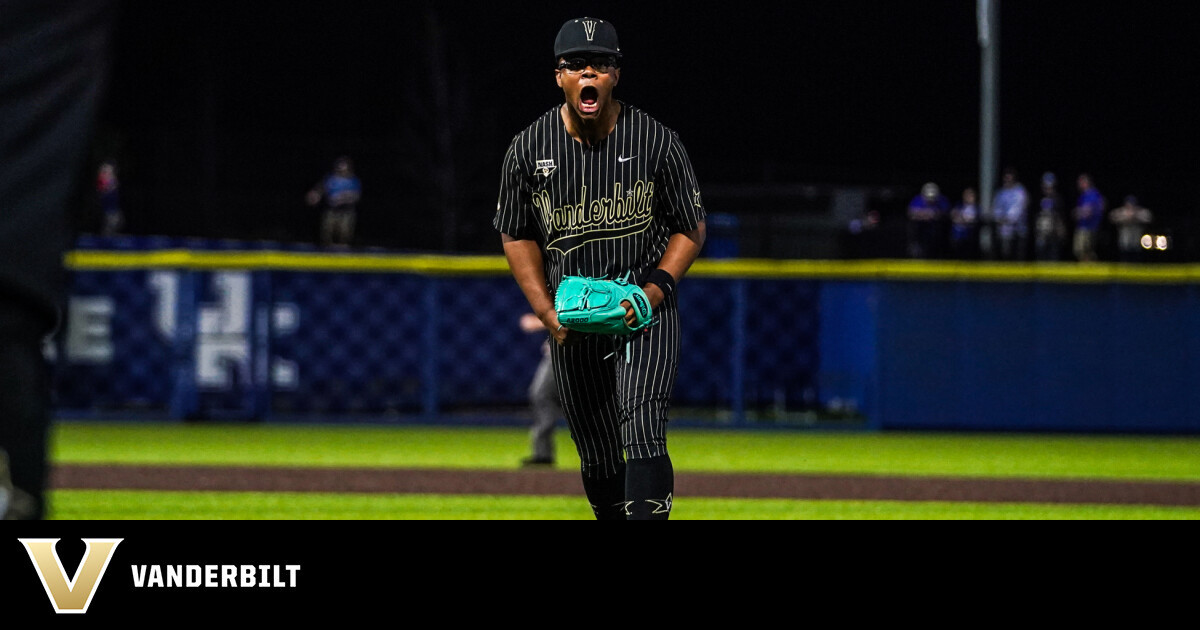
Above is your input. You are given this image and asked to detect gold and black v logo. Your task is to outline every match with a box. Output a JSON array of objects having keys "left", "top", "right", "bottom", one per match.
[{"left": 19, "top": 538, "right": 123, "bottom": 614}]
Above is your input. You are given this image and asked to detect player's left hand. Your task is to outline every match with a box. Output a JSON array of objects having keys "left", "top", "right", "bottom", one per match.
[
  {"left": 543, "top": 311, "right": 580, "bottom": 347},
  {"left": 623, "top": 284, "right": 664, "bottom": 327}
]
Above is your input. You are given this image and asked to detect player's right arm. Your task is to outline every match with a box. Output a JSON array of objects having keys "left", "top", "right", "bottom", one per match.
[
  {"left": 495, "top": 134, "right": 573, "bottom": 345},
  {"left": 501, "top": 234, "right": 570, "bottom": 346}
]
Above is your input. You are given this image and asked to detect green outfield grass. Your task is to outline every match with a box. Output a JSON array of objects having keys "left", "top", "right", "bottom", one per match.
[
  {"left": 52, "top": 421, "right": 1200, "bottom": 481},
  {"left": 45, "top": 421, "right": 1200, "bottom": 519},
  {"left": 48, "top": 490, "right": 1200, "bottom": 521}
]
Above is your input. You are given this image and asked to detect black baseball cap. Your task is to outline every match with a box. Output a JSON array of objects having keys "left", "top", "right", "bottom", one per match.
[{"left": 554, "top": 17, "right": 622, "bottom": 59}]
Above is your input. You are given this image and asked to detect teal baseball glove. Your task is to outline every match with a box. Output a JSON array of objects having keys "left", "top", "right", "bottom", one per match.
[{"left": 555, "top": 273, "right": 656, "bottom": 335}]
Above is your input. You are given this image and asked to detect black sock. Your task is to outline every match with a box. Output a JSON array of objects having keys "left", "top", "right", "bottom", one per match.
[
  {"left": 626, "top": 455, "right": 674, "bottom": 521},
  {"left": 580, "top": 462, "right": 628, "bottom": 521}
]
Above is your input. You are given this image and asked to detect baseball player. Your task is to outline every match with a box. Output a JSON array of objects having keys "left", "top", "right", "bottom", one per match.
[
  {"left": 519, "top": 312, "right": 559, "bottom": 467},
  {"left": 494, "top": 17, "right": 707, "bottom": 520}
]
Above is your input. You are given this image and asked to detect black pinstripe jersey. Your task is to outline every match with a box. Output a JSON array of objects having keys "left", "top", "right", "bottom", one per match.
[{"left": 494, "top": 102, "right": 706, "bottom": 294}]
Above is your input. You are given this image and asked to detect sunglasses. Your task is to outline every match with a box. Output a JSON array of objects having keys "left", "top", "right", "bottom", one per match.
[{"left": 556, "top": 55, "right": 620, "bottom": 74}]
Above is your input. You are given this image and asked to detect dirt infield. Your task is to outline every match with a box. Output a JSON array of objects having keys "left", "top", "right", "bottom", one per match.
[{"left": 51, "top": 465, "right": 1200, "bottom": 506}]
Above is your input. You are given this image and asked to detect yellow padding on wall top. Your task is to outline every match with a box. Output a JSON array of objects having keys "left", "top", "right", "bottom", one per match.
[
  {"left": 64, "top": 250, "right": 511, "bottom": 275},
  {"left": 64, "top": 250, "right": 1200, "bottom": 284}
]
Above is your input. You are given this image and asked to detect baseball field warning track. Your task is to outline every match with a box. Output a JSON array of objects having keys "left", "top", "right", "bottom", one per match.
[{"left": 51, "top": 465, "right": 1200, "bottom": 506}]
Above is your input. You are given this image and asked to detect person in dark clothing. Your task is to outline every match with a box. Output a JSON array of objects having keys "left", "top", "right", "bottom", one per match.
[{"left": 0, "top": 0, "right": 115, "bottom": 519}]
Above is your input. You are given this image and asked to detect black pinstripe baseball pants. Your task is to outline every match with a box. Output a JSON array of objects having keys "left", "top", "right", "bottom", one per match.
[{"left": 550, "top": 295, "right": 681, "bottom": 479}]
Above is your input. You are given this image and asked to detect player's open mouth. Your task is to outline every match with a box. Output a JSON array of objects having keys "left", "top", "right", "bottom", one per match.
[{"left": 579, "top": 86, "right": 599, "bottom": 113}]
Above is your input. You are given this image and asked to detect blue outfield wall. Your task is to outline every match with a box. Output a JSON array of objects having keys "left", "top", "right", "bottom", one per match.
[
  {"left": 866, "top": 281, "right": 1200, "bottom": 433},
  {"left": 819, "top": 279, "right": 1200, "bottom": 433},
  {"left": 57, "top": 236, "right": 1200, "bottom": 433}
]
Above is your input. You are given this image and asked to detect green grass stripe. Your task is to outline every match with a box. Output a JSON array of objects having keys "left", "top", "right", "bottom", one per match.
[
  {"left": 669, "top": 430, "right": 1200, "bottom": 481},
  {"left": 47, "top": 490, "right": 1200, "bottom": 521},
  {"left": 51, "top": 422, "right": 1200, "bottom": 481}
]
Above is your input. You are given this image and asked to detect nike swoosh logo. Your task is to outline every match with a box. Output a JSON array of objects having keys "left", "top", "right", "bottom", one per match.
[{"left": 618, "top": 155, "right": 637, "bottom": 163}]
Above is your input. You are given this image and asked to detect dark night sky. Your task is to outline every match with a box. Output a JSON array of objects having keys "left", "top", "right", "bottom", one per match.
[{"left": 96, "top": 1, "right": 1199, "bottom": 255}]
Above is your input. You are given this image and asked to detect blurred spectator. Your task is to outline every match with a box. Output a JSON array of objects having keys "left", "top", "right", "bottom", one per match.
[
  {"left": 849, "top": 209, "right": 881, "bottom": 234},
  {"left": 307, "top": 156, "right": 362, "bottom": 247},
  {"left": 96, "top": 161, "right": 123, "bottom": 236},
  {"left": 1109, "top": 195, "right": 1153, "bottom": 262},
  {"left": 1033, "top": 172, "right": 1066, "bottom": 261},
  {"left": 843, "top": 208, "right": 881, "bottom": 259},
  {"left": 1072, "top": 173, "right": 1105, "bottom": 262},
  {"left": 948, "top": 188, "right": 980, "bottom": 260},
  {"left": 519, "top": 313, "right": 559, "bottom": 467},
  {"left": 991, "top": 167, "right": 1029, "bottom": 261},
  {"left": 907, "top": 182, "right": 949, "bottom": 259}
]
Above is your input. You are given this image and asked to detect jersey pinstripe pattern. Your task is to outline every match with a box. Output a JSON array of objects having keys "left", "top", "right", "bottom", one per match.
[
  {"left": 495, "top": 102, "right": 705, "bottom": 294},
  {"left": 495, "top": 102, "right": 704, "bottom": 478}
]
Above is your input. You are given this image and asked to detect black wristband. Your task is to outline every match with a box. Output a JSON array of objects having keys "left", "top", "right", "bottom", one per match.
[{"left": 646, "top": 268, "right": 676, "bottom": 297}]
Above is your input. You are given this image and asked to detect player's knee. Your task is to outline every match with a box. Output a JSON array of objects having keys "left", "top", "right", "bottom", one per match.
[{"left": 623, "top": 393, "right": 672, "bottom": 416}]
